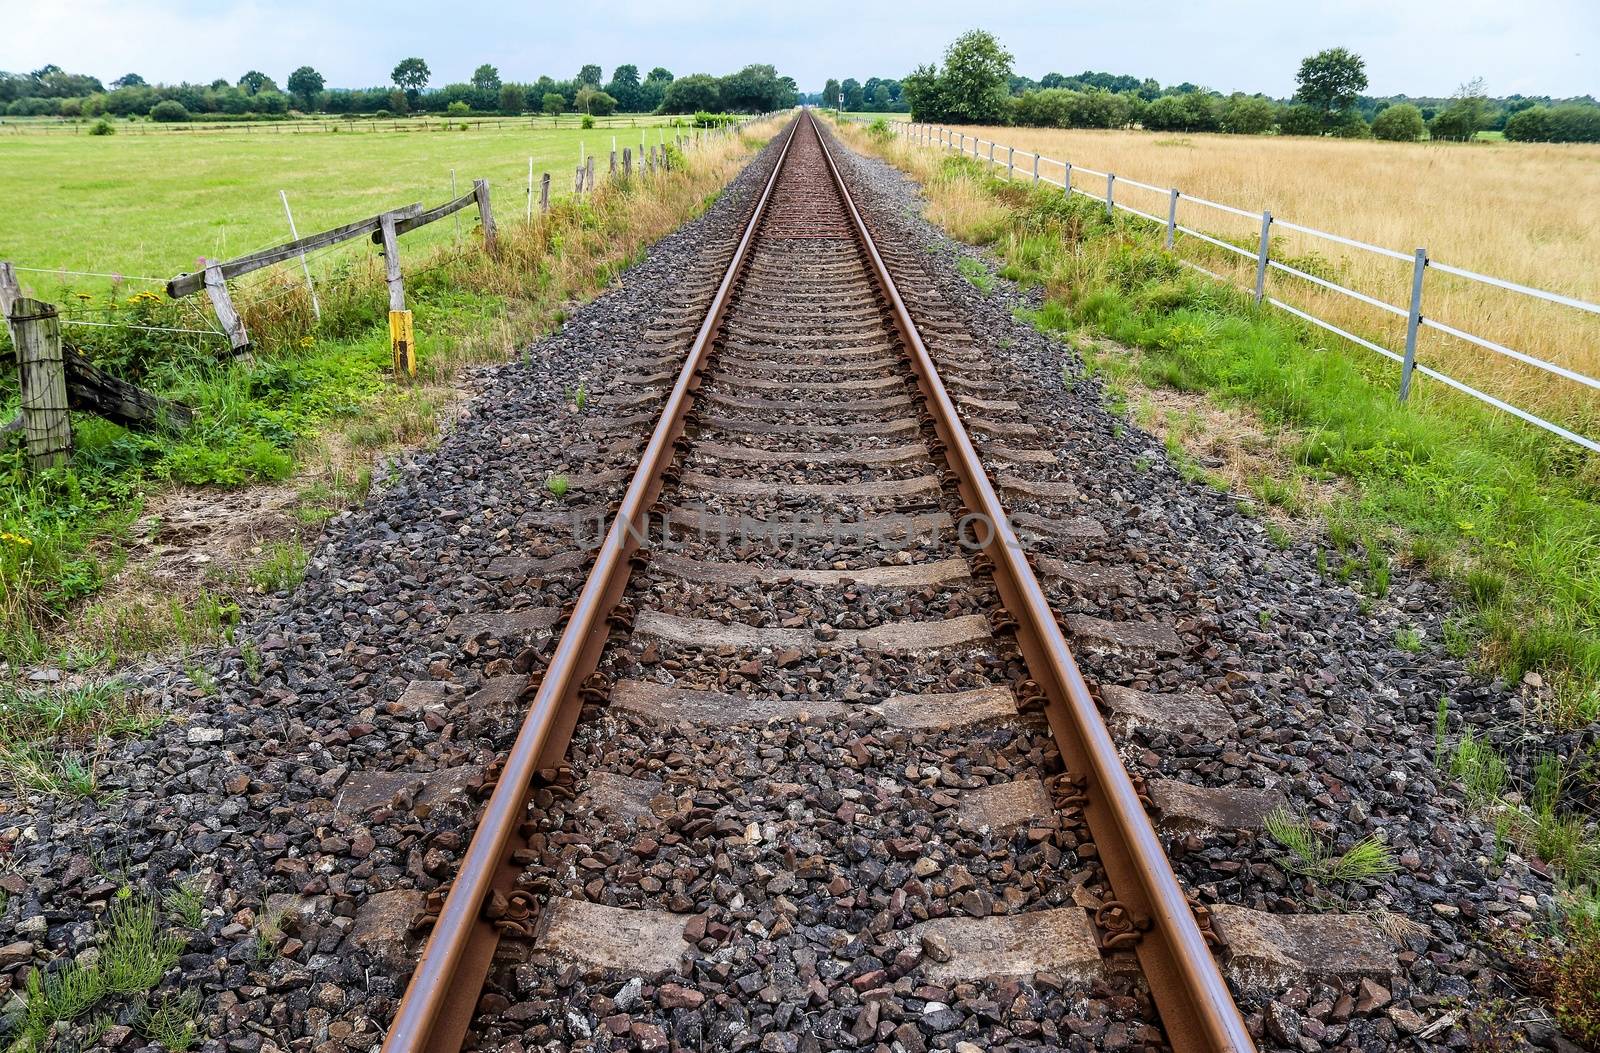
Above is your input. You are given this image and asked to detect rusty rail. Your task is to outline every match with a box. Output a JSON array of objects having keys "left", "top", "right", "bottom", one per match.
[
  {"left": 380, "top": 117, "right": 801, "bottom": 1053},
  {"left": 383, "top": 109, "right": 1255, "bottom": 1053},
  {"left": 810, "top": 117, "right": 1255, "bottom": 1053}
]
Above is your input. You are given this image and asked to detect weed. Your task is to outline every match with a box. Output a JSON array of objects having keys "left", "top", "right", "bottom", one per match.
[
  {"left": 1257, "top": 609, "right": 1272, "bottom": 629},
  {"left": 185, "top": 664, "right": 217, "bottom": 697},
  {"left": 139, "top": 989, "right": 200, "bottom": 1050},
  {"left": 1265, "top": 522, "right": 1292, "bottom": 550},
  {"left": 957, "top": 257, "right": 994, "bottom": 294},
  {"left": 1451, "top": 728, "right": 1508, "bottom": 804},
  {"left": 17, "top": 892, "right": 183, "bottom": 1049},
  {"left": 569, "top": 381, "right": 590, "bottom": 413},
  {"left": 1434, "top": 696, "right": 1451, "bottom": 769},
  {"left": 249, "top": 539, "right": 308, "bottom": 594},
  {"left": 546, "top": 474, "right": 570, "bottom": 500},
  {"left": 1395, "top": 626, "right": 1423, "bottom": 652},
  {"left": 255, "top": 905, "right": 286, "bottom": 962},
  {"left": 164, "top": 880, "right": 204, "bottom": 929},
  {"left": 1265, "top": 807, "right": 1398, "bottom": 884},
  {"left": 241, "top": 641, "right": 261, "bottom": 682}
]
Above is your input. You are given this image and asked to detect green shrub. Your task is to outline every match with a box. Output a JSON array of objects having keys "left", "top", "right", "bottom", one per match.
[
  {"left": 148, "top": 100, "right": 189, "bottom": 123},
  {"left": 88, "top": 119, "right": 115, "bottom": 136},
  {"left": 581, "top": 114, "right": 595, "bottom": 129},
  {"left": 867, "top": 117, "right": 892, "bottom": 144},
  {"left": 372, "top": 109, "right": 392, "bottom": 119},
  {"left": 446, "top": 100, "right": 470, "bottom": 117},
  {"left": 1372, "top": 103, "right": 1424, "bottom": 142}
]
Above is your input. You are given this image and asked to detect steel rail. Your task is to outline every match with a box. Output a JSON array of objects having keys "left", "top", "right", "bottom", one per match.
[
  {"left": 380, "top": 116, "right": 801, "bottom": 1053},
  {"left": 812, "top": 114, "right": 1256, "bottom": 1053}
]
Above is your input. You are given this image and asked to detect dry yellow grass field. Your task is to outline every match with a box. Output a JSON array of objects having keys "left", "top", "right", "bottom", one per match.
[{"left": 917, "top": 124, "right": 1600, "bottom": 433}]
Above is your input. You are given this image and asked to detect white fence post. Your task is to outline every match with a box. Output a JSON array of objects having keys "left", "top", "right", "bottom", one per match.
[
  {"left": 1399, "top": 248, "right": 1429, "bottom": 402},
  {"left": 1105, "top": 173, "right": 1115, "bottom": 218},
  {"left": 1253, "top": 210, "right": 1273, "bottom": 302},
  {"left": 1063, "top": 162, "right": 1072, "bottom": 196},
  {"left": 1165, "top": 189, "right": 1180, "bottom": 250}
]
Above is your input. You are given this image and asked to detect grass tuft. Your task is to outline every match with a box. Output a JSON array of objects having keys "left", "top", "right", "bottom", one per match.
[{"left": 1265, "top": 806, "right": 1399, "bottom": 884}]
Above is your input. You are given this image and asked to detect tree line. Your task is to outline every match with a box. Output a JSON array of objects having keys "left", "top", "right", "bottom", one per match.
[
  {"left": 855, "top": 32, "right": 1600, "bottom": 143},
  {"left": 0, "top": 60, "right": 798, "bottom": 122}
]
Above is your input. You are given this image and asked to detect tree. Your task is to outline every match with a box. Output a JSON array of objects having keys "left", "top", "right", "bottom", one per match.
[
  {"left": 499, "top": 83, "right": 526, "bottom": 115},
  {"left": 1293, "top": 47, "right": 1367, "bottom": 132},
  {"left": 1220, "top": 93, "right": 1277, "bottom": 135},
  {"left": 822, "top": 79, "right": 841, "bottom": 109},
  {"left": 541, "top": 92, "right": 565, "bottom": 115},
  {"left": 577, "top": 64, "right": 603, "bottom": 87},
  {"left": 149, "top": 99, "right": 189, "bottom": 122},
  {"left": 574, "top": 85, "right": 600, "bottom": 114},
  {"left": 1372, "top": 102, "right": 1424, "bottom": 141},
  {"left": 1430, "top": 78, "right": 1491, "bottom": 141},
  {"left": 841, "top": 78, "right": 864, "bottom": 111},
  {"left": 720, "top": 64, "right": 794, "bottom": 112},
  {"left": 640, "top": 66, "right": 673, "bottom": 111},
  {"left": 238, "top": 70, "right": 275, "bottom": 95},
  {"left": 472, "top": 64, "right": 501, "bottom": 94},
  {"left": 391, "top": 57, "right": 430, "bottom": 103},
  {"left": 660, "top": 73, "right": 721, "bottom": 114},
  {"left": 469, "top": 64, "right": 501, "bottom": 110},
  {"left": 936, "top": 29, "right": 1014, "bottom": 123},
  {"left": 287, "top": 66, "right": 324, "bottom": 110},
  {"left": 588, "top": 90, "right": 617, "bottom": 116},
  {"left": 111, "top": 73, "right": 145, "bottom": 89},
  {"left": 606, "top": 64, "right": 641, "bottom": 111}
]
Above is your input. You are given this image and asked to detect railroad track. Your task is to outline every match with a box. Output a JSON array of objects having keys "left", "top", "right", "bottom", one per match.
[{"left": 375, "top": 111, "right": 1389, "bottom": 1053}]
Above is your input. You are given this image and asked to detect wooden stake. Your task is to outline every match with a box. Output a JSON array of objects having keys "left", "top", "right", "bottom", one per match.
[
  {"left": 8, "top": 297, "right": 72, "bottom": 469},
  {"left": 389, "top": 308, "right": 416, "bottom": 379},
  {"left": 623, "top": 147, "right": 632, "bottom": 178},
  {"left": 473, "top": 179, "right": 497, "bottom": 256},
  {"left": 202, "top": 258, "right": 250, "bottom": 354},
  {"left": 540, "top": 173, "right": 551, "bottom": 214}
]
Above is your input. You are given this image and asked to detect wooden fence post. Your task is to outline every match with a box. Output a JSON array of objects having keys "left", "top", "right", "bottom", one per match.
[
  {"left": 8, "top": 298, "right": 72, "bottom": 469},
  {"left": 201, "top": 259, "right": 250, "bottom": 354},
  {"left": 623, "top": 148, "right": 632, "bottom": 177},
  {"left": 473, "top": 179, "right": 497, "bottom": 257},
  {"left": 610, "top": 149, "right": 617, "bottom": 175},
  {"left": 540, "top": 173, "right": 551, "bottom": 213},
  {"left": 378, "top": 211, "right": 414, "bottom": 380},
  {"left": 587, "top": 155, "right": 595, "bottom": 189},
  {"left": 575, "top": 166, "right": 584, "bottom": 194}
]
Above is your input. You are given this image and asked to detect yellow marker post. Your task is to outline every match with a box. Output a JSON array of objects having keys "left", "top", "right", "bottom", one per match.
[{"left": 389, "top": 309, "right": 415, "bottom": 379}]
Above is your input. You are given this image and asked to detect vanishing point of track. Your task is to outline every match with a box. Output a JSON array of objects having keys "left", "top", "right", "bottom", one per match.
[{"left": 382, "top": 111, "right": 1255, "bottom": 1053}]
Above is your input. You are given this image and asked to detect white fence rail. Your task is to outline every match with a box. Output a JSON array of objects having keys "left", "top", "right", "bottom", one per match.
[{"left": 888, "top": 120, "right": 1599, "bottom": 455}]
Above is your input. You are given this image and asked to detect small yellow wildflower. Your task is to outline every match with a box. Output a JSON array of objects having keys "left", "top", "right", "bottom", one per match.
[{"left": 1, "top": 531, "right": 34, "bottom": 548}]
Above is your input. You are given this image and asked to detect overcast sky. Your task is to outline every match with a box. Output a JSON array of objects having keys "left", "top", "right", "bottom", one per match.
[{"left": 4, "top": 0, "right": 1595, "bottom": 99}]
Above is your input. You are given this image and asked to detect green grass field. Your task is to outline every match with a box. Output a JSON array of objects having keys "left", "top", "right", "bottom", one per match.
[{"left": 2, "top": 119, "right": 705, "bottom": 283}]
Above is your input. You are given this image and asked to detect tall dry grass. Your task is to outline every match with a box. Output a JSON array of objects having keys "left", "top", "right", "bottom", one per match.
[{"left": 922, "top": 125, "right": 1600, "bottom": 433}]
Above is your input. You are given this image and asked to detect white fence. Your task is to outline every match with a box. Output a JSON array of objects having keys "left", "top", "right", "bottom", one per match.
[{"left": 889, "top": 120, "right": 1599, "bottom": 455}]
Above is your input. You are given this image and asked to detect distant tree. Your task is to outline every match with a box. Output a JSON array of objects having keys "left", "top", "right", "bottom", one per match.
[
  {"left": 1293, "top": 47, "right": 1367, "bottom": 131},
  {"left": 391, "top": 57, "right": 430, "bottom": 103},
  {"left": 472, "top": 64, "right": 501, "bottom": 94},
  {"left": 640, "top": 66, "right": 673, "bottom": 111},
  {"left": 721, "top": 64, "right": 794, "bottom": 112},
  {"left": 1278, "top": 103, "right": 1323, "bottom": 136},
  {"left": 1372, "top": 102, "right": 1424, "bottom": 141},
  {"left": 588, "top": 90, "right": 617, "bottom": 116},
  {"left": 1429, "top": 78, "right": 1491, "bottom": 141},
  {"left": 660, "top": 73, "right": 721, "bottom": 114},
  {"left": 841, "top": 78, "right": 864, "bottom": 110},
  {"left": 499, "top": 83, "right": 526, "bottom": 114},
  {"left": 870, "top": 82, "right": 893, "bottom": 110},
  {"left": 1039, "top": 72, "right": 1067, "bottom": 90},
  {"left": 822, "top": 78, "right": 841, "bottom": 109},
  {"left": 541, "top": 91, "right": 565, "bottom": 115},
  {"left": 574, "top": 85, "right": 599, "bottom": 113},
  {"left": 238, "top": 70, "right": 275, "bottom": 95},
  {"left": 606, "top": 64, "right": 641, "bottom": 110},
  {"left": 149, "top": 99, "right": 189, "bottom": 122},
  {"left": 577, "top": 64, "right": 603, "bottom": 87},
  {"left": 1220, "top": 93, "right": 1277, "bottom": 134},
  {"left": 111, "top": 73, "right": 145, "bottom": 89},
  {"left": 287, "top": 66, "right": 324, "bottom": 109},
  {"left": 936, "top": 30, "right": 1013, "bottom": 123}
]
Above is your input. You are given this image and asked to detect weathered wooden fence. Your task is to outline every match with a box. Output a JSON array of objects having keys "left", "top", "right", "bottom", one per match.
[{"left": 1, "top": 113, "right": 768, "bottom": 469}]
